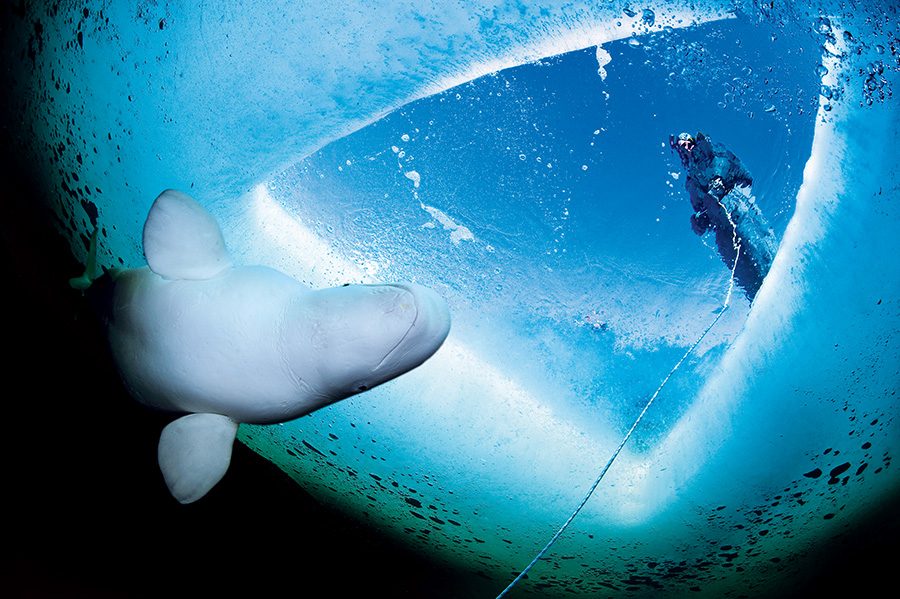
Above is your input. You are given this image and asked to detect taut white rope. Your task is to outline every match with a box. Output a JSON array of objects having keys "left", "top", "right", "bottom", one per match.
[{"left": 497, "top": 197, "right": 743, "bottom": 598}]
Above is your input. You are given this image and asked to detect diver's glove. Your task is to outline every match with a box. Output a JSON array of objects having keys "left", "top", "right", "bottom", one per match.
[{"left": 691, "top": 211, "right": 710, "bottom": 235}]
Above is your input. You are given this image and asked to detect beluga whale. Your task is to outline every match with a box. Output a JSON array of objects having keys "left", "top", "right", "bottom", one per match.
[{"left": 76, "top": 189, "right": 451, "bottom": 503}]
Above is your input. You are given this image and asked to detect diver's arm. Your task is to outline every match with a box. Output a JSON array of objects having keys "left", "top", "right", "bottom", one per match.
[
  {"left": 686, "top": 179, "right": 711, "bottom": 235},
  {"left": 686, "top": 177, "right": 705, "bottom": 210},
  {"left": 735, "top": 164, "right": 753, "bottom": 188}
]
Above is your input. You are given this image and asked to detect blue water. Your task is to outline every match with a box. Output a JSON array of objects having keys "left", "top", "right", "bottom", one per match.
[
  {"left": 265, "top": 18, "right": 820, "bottom": 446},
  {"left": 7, "top": 1, "right": 898, "bottom": 597}
]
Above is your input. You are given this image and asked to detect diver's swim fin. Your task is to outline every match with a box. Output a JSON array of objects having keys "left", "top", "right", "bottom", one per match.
[
  {"left": 69, "top": 227, "right": 100, "bottom": 290},
  {"left": 157, "top": 413, "right": 239, "bottom": 504}
]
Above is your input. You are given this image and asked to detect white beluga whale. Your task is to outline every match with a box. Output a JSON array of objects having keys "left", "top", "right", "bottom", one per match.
[{"left": 80, "top": 189, "right": 451, "bottom": 503}]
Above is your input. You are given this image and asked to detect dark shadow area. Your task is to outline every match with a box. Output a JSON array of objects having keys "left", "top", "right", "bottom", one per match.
[
  {"left": 0, "top": 83, "right": 466, "bottom": 599},
  {"left": 783, "top": 489, "right": 900, "bottom": 599},
  {"left": 0, "top": 164, "right": 470, "bottom": 599}
]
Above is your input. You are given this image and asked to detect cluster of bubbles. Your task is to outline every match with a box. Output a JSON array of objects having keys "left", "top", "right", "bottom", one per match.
[
  {"left": 814, "top": 15, "right": 898, "bottom": 109},
  {"left": 622, "top": 6, "right": 657, "bottom": 27},
  {"left": 862, "top": 59, "right": 891, "bottom": 106},
  {"left": 819, "top": 82, "right": 840, "bottom": 112},
  {"left": 729, "top": 6, "right": 899, "bottom": 116}
]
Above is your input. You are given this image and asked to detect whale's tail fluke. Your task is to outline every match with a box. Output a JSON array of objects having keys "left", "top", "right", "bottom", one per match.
[
  {"left": 158, "top": 413, "right": 239, "bottom": 504},
  {"left": 69, "top": 226, "right": 100, "bottom": 291}
]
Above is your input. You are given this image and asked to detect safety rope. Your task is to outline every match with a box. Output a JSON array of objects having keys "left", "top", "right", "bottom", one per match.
[{"left": 496, "top": 197, "right": 742, "bottom": 598}]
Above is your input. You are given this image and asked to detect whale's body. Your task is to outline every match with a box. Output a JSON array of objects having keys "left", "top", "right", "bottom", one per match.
[
  {"left": 98, "top": 190, "right": 451, "bottom": 503},
  {"left": 110, "top": 265, "right": 448, "bottom": 424}
]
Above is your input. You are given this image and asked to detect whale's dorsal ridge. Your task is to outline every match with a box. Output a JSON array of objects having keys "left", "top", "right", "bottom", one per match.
[
  {"left": 158, "top": 413, "right": 239, "bottom": 504},
  {"left": 142, "top": 189, "right": 232, "bottom": 280}
]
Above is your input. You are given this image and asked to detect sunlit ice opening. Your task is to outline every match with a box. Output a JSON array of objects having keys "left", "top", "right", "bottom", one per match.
[{"left": 223, "top": 6, "right": 835, "bottom": 579}]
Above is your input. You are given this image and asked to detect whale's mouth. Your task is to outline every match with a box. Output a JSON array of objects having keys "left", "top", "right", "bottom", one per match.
[{"left": 371, "top": 285, "right": 420, "bottom": 373}]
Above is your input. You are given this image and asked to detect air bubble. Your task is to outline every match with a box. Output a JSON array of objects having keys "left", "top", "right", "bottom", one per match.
[
  {"left": 404, "top": 170, "right": 421, "bottom": 188},
  {"left": 815, "top": 64, "right": 829, "bottom": 78},
  {"left": 641, "top": 8, "right": 655, "bottom": 26}
]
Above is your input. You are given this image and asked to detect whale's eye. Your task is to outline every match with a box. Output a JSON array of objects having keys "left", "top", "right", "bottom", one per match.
[
  {"left": 342, "top": 283, "right": 351, "bottom": 287},
  {"left": 357, "top": 385, "right": 369, "bottom": 391}
]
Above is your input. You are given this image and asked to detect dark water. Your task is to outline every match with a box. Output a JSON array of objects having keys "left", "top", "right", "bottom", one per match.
[{"left": 0, "top": 173, "right": 467, "bottom": 597}]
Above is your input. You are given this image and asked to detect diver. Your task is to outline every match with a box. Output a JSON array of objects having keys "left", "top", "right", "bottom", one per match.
[{"left": 670, "top": 131, "right": 778, "bottom": 301}]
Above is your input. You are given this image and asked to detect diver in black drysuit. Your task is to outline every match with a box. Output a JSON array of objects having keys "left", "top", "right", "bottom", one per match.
[{"left": 670, "top": 131, "right": 777, "bottom": 301}]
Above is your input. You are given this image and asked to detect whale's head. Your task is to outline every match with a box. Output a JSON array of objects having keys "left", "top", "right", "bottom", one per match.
[{"left": 289, "top": 282, "right": 451, "bottom": 403}]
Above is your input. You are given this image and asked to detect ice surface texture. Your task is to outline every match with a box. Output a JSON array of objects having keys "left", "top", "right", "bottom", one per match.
[{"left": 7, "top": 1, "right": 898, "bottom": 596}]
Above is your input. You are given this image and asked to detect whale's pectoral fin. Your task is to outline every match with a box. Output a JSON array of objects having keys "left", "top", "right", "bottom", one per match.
[
  {"left": 158, "top": 413, "right": 238, "bottom": 504},
  {"left": 142, "top": 189, "right": 232, "bottom": 281}
]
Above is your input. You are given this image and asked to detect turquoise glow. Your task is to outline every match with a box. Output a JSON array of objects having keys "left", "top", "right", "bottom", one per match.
[{"left": 8, "top": 2, "right": 898, "bottom": 596}]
